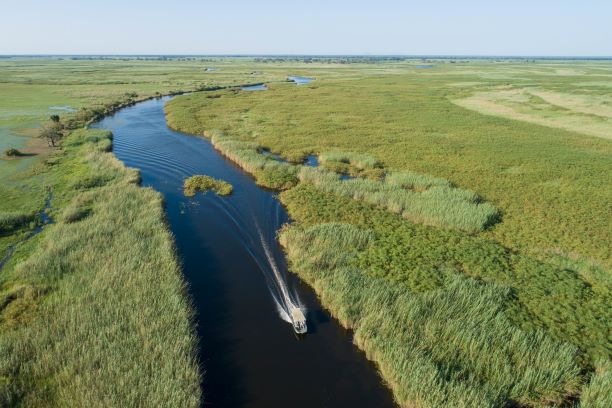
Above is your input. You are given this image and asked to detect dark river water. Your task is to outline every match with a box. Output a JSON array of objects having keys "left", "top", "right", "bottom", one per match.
[{"left": 93, "top": 96, "right": 395, "bottom": 408}]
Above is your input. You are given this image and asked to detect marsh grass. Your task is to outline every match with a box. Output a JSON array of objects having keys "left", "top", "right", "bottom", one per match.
[
  {"left": 207, "top": 130, "right": 299, "bottom": 189},
  {"left": 579, "top": 360, "right": 612, "bottom": 408},
  {"left": 279, "top": 221, "right": 582, "bottom": 407},
  {"left": 0, "top": 211, "right": 38, "bottom": 234},
  {"left": 0, "top": 128, "right": 201, "bottom": 407},
  {"left": 184, "top": 175, "right": 233, "bottom": 196},
  {"left": 298, "top": 166, "right": 499, "bottom": 232}
]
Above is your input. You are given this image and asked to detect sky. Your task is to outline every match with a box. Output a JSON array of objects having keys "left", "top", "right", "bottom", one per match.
[{"left": 1, "top": 0, "right": 611, "bottom": 56}]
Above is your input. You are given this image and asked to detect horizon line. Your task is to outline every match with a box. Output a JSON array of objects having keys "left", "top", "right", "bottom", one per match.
[{"left": 1, "top": 54, "right": 612, "bottom": 59}]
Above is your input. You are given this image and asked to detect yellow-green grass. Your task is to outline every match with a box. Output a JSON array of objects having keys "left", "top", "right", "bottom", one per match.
[
  {"left": 184, "top": 175, "right": 233, "bottom": 196},
  {"left": 279, "top": 184, "right": 610, "bottom": 407},
  {"left": 164, "top": 67, "right": 612, "bottom": 269},
  {"left": 453, "top": 88, "right": 612, "bottom": 140},
  {"left": 0, "top": 129, "right": 200, "bottom": 407}
]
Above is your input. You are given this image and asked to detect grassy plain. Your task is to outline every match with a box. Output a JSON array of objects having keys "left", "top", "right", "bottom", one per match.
[
  {"left": 165, "top": 59, "right": 612, "bottom": 407},
  {"left": 166, "top": 61, "right": 612, "bottom": 268},
  {"left": 1, "top": 57, "right": 611, "bottom": 407}
]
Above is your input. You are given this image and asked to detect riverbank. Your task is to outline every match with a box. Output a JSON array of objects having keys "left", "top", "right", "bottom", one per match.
[{"left": 0, "top": 126, "right": 201, "bottom": 406}]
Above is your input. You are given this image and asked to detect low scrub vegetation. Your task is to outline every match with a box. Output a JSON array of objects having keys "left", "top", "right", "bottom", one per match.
[
  {"left": 184, "top": 174, "right": 233, "bottom": 196},
  {"left": 298, "top": 166, "right": 499, "bottom": 232},
  {"left": 4, "top": 148, "right": 22, "bottom": 157}
]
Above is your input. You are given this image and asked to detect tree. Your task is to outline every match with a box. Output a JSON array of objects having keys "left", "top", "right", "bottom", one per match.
[{"left": 39, "top": 121, "right": 63, "bottom": 147}]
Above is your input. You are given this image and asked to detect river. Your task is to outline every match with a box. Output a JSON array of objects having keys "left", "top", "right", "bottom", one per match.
[{"left": 93, "top": 96, "right": 395, "bottom": 408}]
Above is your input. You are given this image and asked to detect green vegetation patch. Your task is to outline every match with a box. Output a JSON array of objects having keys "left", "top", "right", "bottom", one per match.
[
  {"left": 184, "top": 175, "right": 233, "bottom": 196},
  {"left": 206, "top": 130, "right": 299, "bottom": 190},
  {"left": 279, "top": 220, "right": 581, "bottom": 407},
  {"left": 298, "top": 166, "right": 499, "bottom": 232},
  {"left": 280, "top": 184, "right": 611, "bottom": 406},
  {"left": 0, "top": 126, "right": 200, "bottom": 407}
]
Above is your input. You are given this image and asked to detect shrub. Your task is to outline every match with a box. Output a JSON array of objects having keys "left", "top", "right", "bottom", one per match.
[{"left": 4, "top": 148, "right": 22, "bottom": 157}]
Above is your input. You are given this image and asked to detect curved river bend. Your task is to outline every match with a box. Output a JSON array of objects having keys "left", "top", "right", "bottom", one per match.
[{"left": 94, "top": 96, "right": 396, "bottom": 408}]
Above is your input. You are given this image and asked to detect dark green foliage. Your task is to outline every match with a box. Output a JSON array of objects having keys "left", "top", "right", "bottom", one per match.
[{"left": 4, "top": 148, "right": 22, "bottom": 157}]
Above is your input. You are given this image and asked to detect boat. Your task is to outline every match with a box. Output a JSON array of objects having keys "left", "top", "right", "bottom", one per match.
[{"left": 290, "top": 306, "right": 307, "bottom": 334}]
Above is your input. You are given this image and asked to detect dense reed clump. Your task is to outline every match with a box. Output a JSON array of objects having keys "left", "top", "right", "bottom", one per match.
[
  {"left": 208, "top": 130, "right": 299, "bottom": 189},
  {"left": 279, "top": 221, "right": 582, "bottom": 407},
  {"left": 184, "top": 175, "right": 233, "bottom": 196},
  {"left": 319, "top": 151, "right": 385, "bottom": 179},
  {"left": 298, "top": 166, "right": 499, "bottom": 232},
  {"left": 579, "top": 360, "right": 612, "bottom": 408},
  {"left": 0, "top": 128, "right": 201, "bottom": 407},
  {"left": 0, "top": 211, "right": 38, "bottom": 234}
]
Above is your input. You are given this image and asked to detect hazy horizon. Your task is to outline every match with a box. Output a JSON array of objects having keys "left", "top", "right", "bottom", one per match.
[{"left": 1, "top": 1, "right": 610, "bottom": 56}]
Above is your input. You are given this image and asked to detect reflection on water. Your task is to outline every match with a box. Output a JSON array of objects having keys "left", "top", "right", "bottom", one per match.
[
  {"left": 93, "top": 96, "right": 396, "bottom": 408},
  {"left": 49, "top": 105, "right": 77, "bottom": 112},
  {"left": 241, "top": 84, "right": 268, "bottom": 91},
  {"left": 288, "top": 76, "right": 313, "bottom": 85}
]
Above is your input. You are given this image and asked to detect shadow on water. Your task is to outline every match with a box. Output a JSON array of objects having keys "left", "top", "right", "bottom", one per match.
[{"left": 93, "top": 96, "right": 397, "bottom": 408}]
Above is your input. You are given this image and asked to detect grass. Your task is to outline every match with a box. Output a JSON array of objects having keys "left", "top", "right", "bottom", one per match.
[
  {"left": 279, "top": 220, "right": 581, "bottom": 407},
  {"left": 184, "top": 175, "right": 233, "bottom": 196},
  {"left": 298, "top": 166, "right": 499, "bottom": 232},
  {"left": 164, "top": 61, "right": 611, "bottom": 405},
  {"left": 2, "top": 57, "right": 611, "bottom": 407},
  {"left": 453, "top": 88, "right": 612, "bottom": 140},
  {"left": 164, "top": 64, "right": 612, "bottom": 268},
  {"left": 0, "top": 128, "right": 201, "bottom": 407},
  {"left": 279, "top": 185, "right": 610, "bottom": 406}
]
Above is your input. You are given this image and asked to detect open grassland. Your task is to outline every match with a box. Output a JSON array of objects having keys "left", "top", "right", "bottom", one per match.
[
  {"left": 165, "top": 61, "right": 612, "bottom": 269},
  {"left": 165, "top": 59, "right": 611, "bottom": 407},
  {"left": 453, "top": 88, "right": 612, "bottom": 140}
]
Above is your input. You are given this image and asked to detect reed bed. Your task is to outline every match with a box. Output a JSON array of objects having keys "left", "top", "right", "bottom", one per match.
[
  {"left": 298, "top": 166, "right": 499, "bottom": 232},
  {"left": 208, "top": 130, "right": 299, "bottom": 189},
  {"left": 279, "top": 221, "right": 581, "bottom": 407},
  {"left": 0, "top": 211, "right": 38, "bottom": 234},
  {"left": 0, "top": 128, "right": 201, "bottom": 407}
]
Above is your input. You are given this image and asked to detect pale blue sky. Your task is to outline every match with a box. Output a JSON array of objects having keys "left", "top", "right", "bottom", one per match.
[{"left": 1, "top": 0, "right": 610, "bottom": 56}]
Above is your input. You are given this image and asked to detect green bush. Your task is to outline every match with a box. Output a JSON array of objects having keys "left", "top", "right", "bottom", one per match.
[{"left": 4, "top": 148, "right": 22, "bottom": 157}]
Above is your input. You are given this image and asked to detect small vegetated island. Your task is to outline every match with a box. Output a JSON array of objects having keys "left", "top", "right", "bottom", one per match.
[
  {"left": 0, "top": 57, "right": 610, "bottom": 408},
  {"left": 183, "top": 175, "right": 233, "bottom": 196}
]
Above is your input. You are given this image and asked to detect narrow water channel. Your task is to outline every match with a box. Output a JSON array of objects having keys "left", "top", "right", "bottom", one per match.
[{"left": 93, "top": 96, "right": 396, "bottom": 408}]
